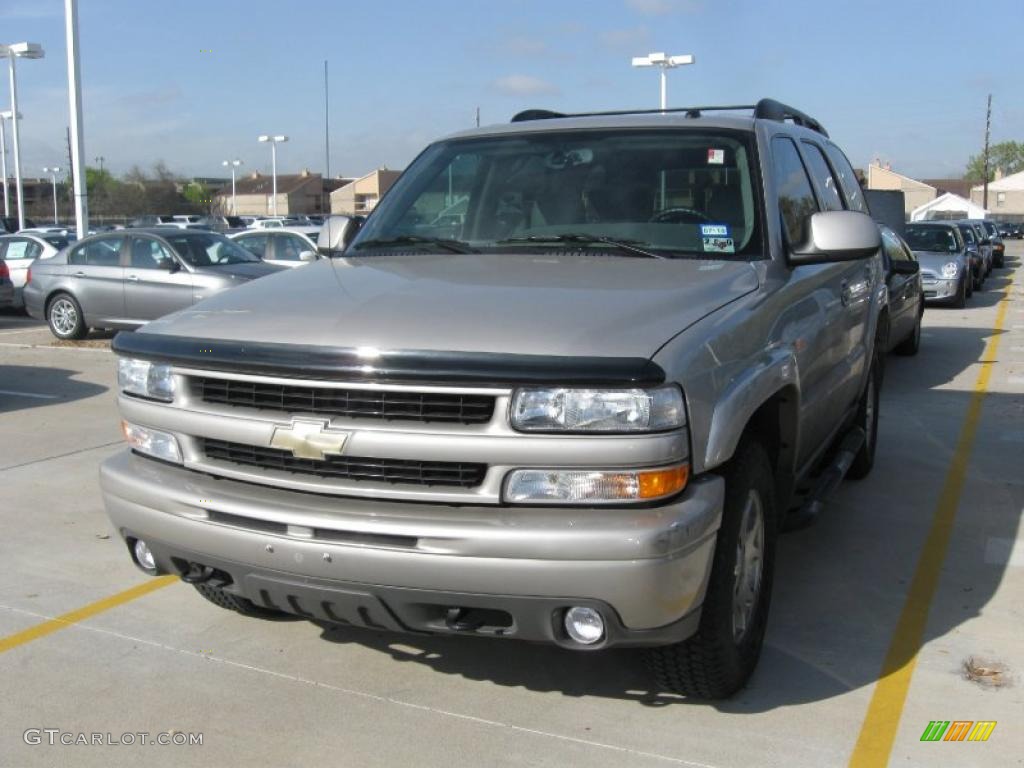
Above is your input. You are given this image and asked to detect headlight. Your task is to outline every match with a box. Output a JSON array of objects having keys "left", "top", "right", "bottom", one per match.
[
  {"left": 940, "top": 262, "right": 960, "bottom": 279},
  {"left": 117, "top": 357, "right": 175, "bottom": 402},
  {"left": 504, "top": 463, "right": 688, "bottom": 504},
  {"left": 121, "top": 421, "right": 182, "bottom": 464},
  {"left": 510, "top": 386, "right": 685, "bottom": 433}
]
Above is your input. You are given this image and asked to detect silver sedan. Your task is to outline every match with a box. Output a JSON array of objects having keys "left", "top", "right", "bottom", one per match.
[{"left": 23, "top": 228, "right": 283, "bottom": 339}]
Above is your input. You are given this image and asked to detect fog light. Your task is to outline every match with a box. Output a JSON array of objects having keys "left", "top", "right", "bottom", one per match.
[
  {"left": 564, "top": 606, "right": 604, "bottom": 645},
  {"left": 134, "top": 539, "right": 156, "bottom": 571}
]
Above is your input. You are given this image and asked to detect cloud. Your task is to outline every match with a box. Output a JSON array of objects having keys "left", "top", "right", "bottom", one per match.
[
  {"left": 492, "top": 75, "right": 559, "bottom": 97},
  {"left": 600, "top": 26, "right": 650, "bottom": 50},
  {"left": 499, "top": 35, "right": 548, "bottom": 57},
  {"left": 625, "top": 0, "right": 702, "bottom": 15}
]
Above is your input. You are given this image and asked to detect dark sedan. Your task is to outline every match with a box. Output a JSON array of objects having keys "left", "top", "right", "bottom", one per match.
[
  {"left": 879, "top": 225, "right": 924, "bottom": 354},
  {"left": 23, "top": 229, "right": 283, "bottom": 339}
]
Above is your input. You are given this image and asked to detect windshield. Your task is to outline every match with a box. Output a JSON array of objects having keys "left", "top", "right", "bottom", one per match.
[
  {"left": 904, "top": 226, "right": 958, "bottom": 252},
  {"left": 351, "top": 129, "right": 762, "bottom": 258},
  {"left": 165, "top": 232, "right": 261, "bottom": 266}
]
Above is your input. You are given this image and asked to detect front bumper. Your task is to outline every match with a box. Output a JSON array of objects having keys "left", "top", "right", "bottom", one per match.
[
  {"left": 922, "top": 277, "right": 959, "bottom": 301},
  {"left": 100, "top": 450, "right": 723, "bottom": 649}
]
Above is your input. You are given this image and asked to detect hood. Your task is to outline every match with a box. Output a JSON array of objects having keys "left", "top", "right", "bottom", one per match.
[
  {"left": 912, "top": 250, "right": 964, "bottom": 273},
  {"left": 144, "top": 253, "right": 759, "bottom": 359},
  {"left": 193, "top": 261, "right": 284, "bottom": 280}
]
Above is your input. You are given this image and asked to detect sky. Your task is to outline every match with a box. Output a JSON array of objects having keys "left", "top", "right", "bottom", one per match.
[{"left": 2, "top": 0, "right": 1022, "bottom": 183}]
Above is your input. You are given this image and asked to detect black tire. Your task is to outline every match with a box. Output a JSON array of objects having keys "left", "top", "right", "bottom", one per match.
[
  {"left": 193, "top": 583, "right": 287, "bottom": 618},
  {"left": 995, "top": 254, "right": 1004, "bottom": 268},
  {"left": 847, "top": 353, "right": 881, "bottom": 480},
  {"left": 646, "top": 439, "right": 777, "bottom": 699},
  {"left": 894, "top": 308, "right": 922, "bottom": 356},
  {"left": 954, "top": 276, "right": 968, "bottom": 308},
  {"left": 46, "top": 292, "right": 88, "bottom": 340}
]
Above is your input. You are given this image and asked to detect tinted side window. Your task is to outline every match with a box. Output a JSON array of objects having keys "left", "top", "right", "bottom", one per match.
[
  {"left": 70, "top": 236, "right": 124, "bottom": 267},
  {"left": 882, "top": 230, "right": 909, "bottom": 262},
  {"left": 130, "top": 237, "right": 176, "bottom": 269},
  {"left": 959, "top": 226, "right": 975, "bottom": 245},
  {"left": 277, "top": 234, "right": 311, "bottom": 261},
  {"left": 771, "top": 137, "right": 819, "bottom": 246},
  {"left": 823, "top": 144, "right": 868, "bottom": 213},
  {"left": 801, "top": 142, "right": 844, "bottom": 211}
]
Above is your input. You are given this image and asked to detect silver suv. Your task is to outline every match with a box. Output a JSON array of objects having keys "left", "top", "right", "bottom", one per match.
[{"left": 100, "top": 99, "right": 886, "bottom": 698}]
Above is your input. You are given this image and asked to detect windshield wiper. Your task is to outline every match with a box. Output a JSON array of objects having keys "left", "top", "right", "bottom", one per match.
[
  {"left": 498, "top": 233, "right": 667, "bottom": 259},
  {"left": 352, "top": 235, "right": 475, "bottom": 254}
]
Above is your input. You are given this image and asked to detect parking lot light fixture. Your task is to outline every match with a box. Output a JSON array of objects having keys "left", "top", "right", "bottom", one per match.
[
  {"left": 631, "top": 51, "right": 694, "bottom": 110},
  {"left": 222, "top": 159, "right": 243, "bottom": 215},
  {"left": 1, "top": 42, "right": 45, "bottom": 231},
  {"left": 258, "top": 135, "right": 288, "bottom": 216},
  {"left": 42, "top": 166, "right": 61, "bottom": 224}
]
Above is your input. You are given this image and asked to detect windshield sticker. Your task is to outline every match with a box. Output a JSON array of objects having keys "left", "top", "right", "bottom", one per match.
[
  {"left": 700, "top": 223, "right": 730, "bottom": 237},
  {"left": 707, "top": 148, "right": 725, "bottom": 165},
  {"left": 702, "top": 236, "right": 735, "bottom": 254}
]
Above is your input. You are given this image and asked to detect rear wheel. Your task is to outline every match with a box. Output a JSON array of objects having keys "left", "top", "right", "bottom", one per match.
[
  {"left": 47, "top": 293, "right": 87, "bottom": 340},
  {"left": 193, "top": 583, "right": 288, "bottom": 618},
  {"left": 646, "top": 439, "right": 777, "bottom": 699}
]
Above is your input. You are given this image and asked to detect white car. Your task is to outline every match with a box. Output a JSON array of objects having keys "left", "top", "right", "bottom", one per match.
[
  {"left": 247, "top": 217, "right": 302, "bottom": 230},
  {"left": 0, "top": 232, "right": 71, "bottom": 309},
  {"left": 230, "top": 227, "right": 320, "bottom": 268}
]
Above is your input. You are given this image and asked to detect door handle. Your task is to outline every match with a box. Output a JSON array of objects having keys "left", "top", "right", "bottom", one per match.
[
  {"left": 127, "top": 275, "right": 139, "bottom": 282},
  {"left": 73, "top": 271, "right": 86, "bottom": 278}
]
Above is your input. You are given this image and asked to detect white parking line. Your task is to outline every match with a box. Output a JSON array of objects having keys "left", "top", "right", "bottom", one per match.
[
  {"left": 0, "top": 389, "right": 58, "bottom": 400},
  {"left": 984, "top": 537, "right": 1024, "bottom": 567},
  {"left": 0, "top": 328, "right": 43, "bottom": 336},
  {"left": 0, "top": 342, "right": 109, "bottom": 353}
]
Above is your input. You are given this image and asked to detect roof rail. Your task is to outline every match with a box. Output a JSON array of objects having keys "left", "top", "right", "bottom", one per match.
[{"left": 509, "top": 99, "right": 828, "bottom": 137}]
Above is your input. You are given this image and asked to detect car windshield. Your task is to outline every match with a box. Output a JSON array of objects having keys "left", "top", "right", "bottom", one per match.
[
  {"left": 165, "top": 232, "right": 261, "bottom": 266},
  {"left": 904, "top": 226, "right": 958, "bottom": 252},
  {"left": 351, "top": 129, "right": 762, "bottom": 258}
]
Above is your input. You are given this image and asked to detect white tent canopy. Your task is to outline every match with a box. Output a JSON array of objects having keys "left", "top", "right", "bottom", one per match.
[{"left": 910, "top": 192, "right": 989, "bottom": 221}]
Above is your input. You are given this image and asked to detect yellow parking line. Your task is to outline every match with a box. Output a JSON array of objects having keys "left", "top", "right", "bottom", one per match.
[
  {"left": 847, "top": 275, "right": 1015, "bottom": 768},
  {"left": 0, "top": 576, "right": 176, "bottom": 655}
]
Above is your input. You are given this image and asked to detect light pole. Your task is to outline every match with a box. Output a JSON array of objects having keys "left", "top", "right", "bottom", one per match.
[
  {"left": 222, "top": 159, "right": 242, "bottom": 215},
  {"left": 94, "top": 156, "right": 104, "bottom": 172},
  {"left": 42, "top": 166, "right": 61, "bottom": 224},
  {"left": 631, "top": 51, "right": 694, "bottom": 110},
  {"left": 0, "top": 110, "right": 21, "bottom": 217},
  {"left": 257, "top": 135, "right": 287, "bottom": 216},
  {"left": 65, "top": 0, "right": 89, "bottom": 238},
  {"left": 1, "top": 42, "right": 45, "bottom": 231}
]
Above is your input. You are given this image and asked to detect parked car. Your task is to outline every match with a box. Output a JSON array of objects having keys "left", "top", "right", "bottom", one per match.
[
  {"left": 100, "top": 98, "right": 888, "bottom": 700},
  {"left": 952, "top": 221, "right": 985, "bottom": 290},
  {"left": 957, "top": 219, "right": 994, "bottom": 277},
  {"left": 230, "top": 227, "right": 320, "bottom": 267},
  {"left": 978, "top": 220, "right": 1004, "bottom": 267},
  {"left": 878, "top": 225, "right": 923, "bottom": 353},
  {"left": 195, "top": 216, "right": 247, "bottom": 233},
  {"left": 904, "top": 221, "right": 973, "bottom": 308},
  {"left": 24, "top": 229, "right": 283, "bottom": 339},
  {"left": 247, "top": 217, "right": 300, "bottom": 230},
  {"left": 0, "top": 232, "right": 71, "bottom": 310},
  {"left": 1, "top": 216, "right": 38, "bottom": 234}
]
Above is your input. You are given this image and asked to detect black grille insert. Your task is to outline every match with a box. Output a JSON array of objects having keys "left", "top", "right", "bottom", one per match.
[
  {"left": 194, "top": 377, "right": 495, "bottom": 424},
  {"left": 200, "top": 438, "right": 487, "bottom": 488}
]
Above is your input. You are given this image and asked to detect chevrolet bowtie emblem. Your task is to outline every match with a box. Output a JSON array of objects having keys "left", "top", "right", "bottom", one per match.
[{"left": 269, "top": 420, "right": 349, "bottom": 460}]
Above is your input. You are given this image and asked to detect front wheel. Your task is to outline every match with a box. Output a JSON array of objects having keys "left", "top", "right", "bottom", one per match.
[
  {"left": 47, "top": 293, "right": 87, "bottom": 340},
  {"left": 847, "top": 354, "right": 881, "bottom": 480},
  {"left": 955, "top": 276, "right": 968, "bottom": 308},
  {"left": 646, "top": 439, "right": 777, "bottom": 699}
]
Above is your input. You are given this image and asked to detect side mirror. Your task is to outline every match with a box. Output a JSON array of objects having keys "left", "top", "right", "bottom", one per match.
[
  {"left": 789, "top": 211, "right": 881, "bottom": 266},
  {"left": 890, "top": 259, "right": 920, "bottom": 275},
  {"left": 317, "top": 215, "right": 365, "bottom": 256},
  {"left": 161, "top": 258, "right": 181, "bottom": 273},
  {"left": 298, "top": 250, "right": 317, "bottom": 262}
]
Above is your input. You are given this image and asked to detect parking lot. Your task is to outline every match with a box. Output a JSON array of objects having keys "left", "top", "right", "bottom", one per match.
[{"left": 0, "top": 244, "right": 1022, "bottom": 768}]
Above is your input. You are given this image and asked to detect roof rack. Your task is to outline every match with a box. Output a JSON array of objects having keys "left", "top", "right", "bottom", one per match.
[{"left": 510, "top": 98, "right": 828, "bottom": 137}]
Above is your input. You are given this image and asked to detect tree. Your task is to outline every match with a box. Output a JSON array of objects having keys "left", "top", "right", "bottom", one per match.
[{"left": 965, "top": 141, "right": 1024, "bottom": 182}]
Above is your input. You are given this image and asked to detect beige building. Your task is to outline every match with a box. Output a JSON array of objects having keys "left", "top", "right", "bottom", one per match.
[
  {"left": 970, "top": 169, "right": 1024, "bottom": 219},
  {"left": 330, "top": 169, "right": 402, "bottom": 216},
  {"left": 215, "top": 170, "right": 346, "bottom": 216},
  {"left": 865, "top": 162, "right": 937, "bottom": 217}
]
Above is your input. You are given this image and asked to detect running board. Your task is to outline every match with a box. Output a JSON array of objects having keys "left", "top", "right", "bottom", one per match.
[{"left": 783, "top": 427, "right": 865, "bottom": 531}]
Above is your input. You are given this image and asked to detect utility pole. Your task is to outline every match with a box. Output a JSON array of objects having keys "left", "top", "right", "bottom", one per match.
[
  {"left": 65, "top": 0, "right": 89, "bottom": 238},
  {"left": 323, "top": 59, "right": 330, "bottom": 214},
  {"left": 475, "top": 107, "right": 480, "bottom": 128},
  {"left": 982, "top": 94, "right": 992, "bottom": 210}
]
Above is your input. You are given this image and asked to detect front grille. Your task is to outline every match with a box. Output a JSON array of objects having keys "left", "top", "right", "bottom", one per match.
[
  {"left": 194, "top": 377, "right": 495, "bottom": 425},
  {"left": 200, "top": 438, "right": 487, "bottom": 488}
]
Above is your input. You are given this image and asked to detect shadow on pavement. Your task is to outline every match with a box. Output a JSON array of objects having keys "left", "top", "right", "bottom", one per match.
[{"left": 0, "top": 365, "right": 108, "bottom": 413}]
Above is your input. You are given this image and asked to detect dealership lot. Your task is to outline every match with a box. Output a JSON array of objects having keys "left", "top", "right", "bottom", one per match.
[{"left": 1, "top": 247, "right": 1022, "bottom": 767}]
